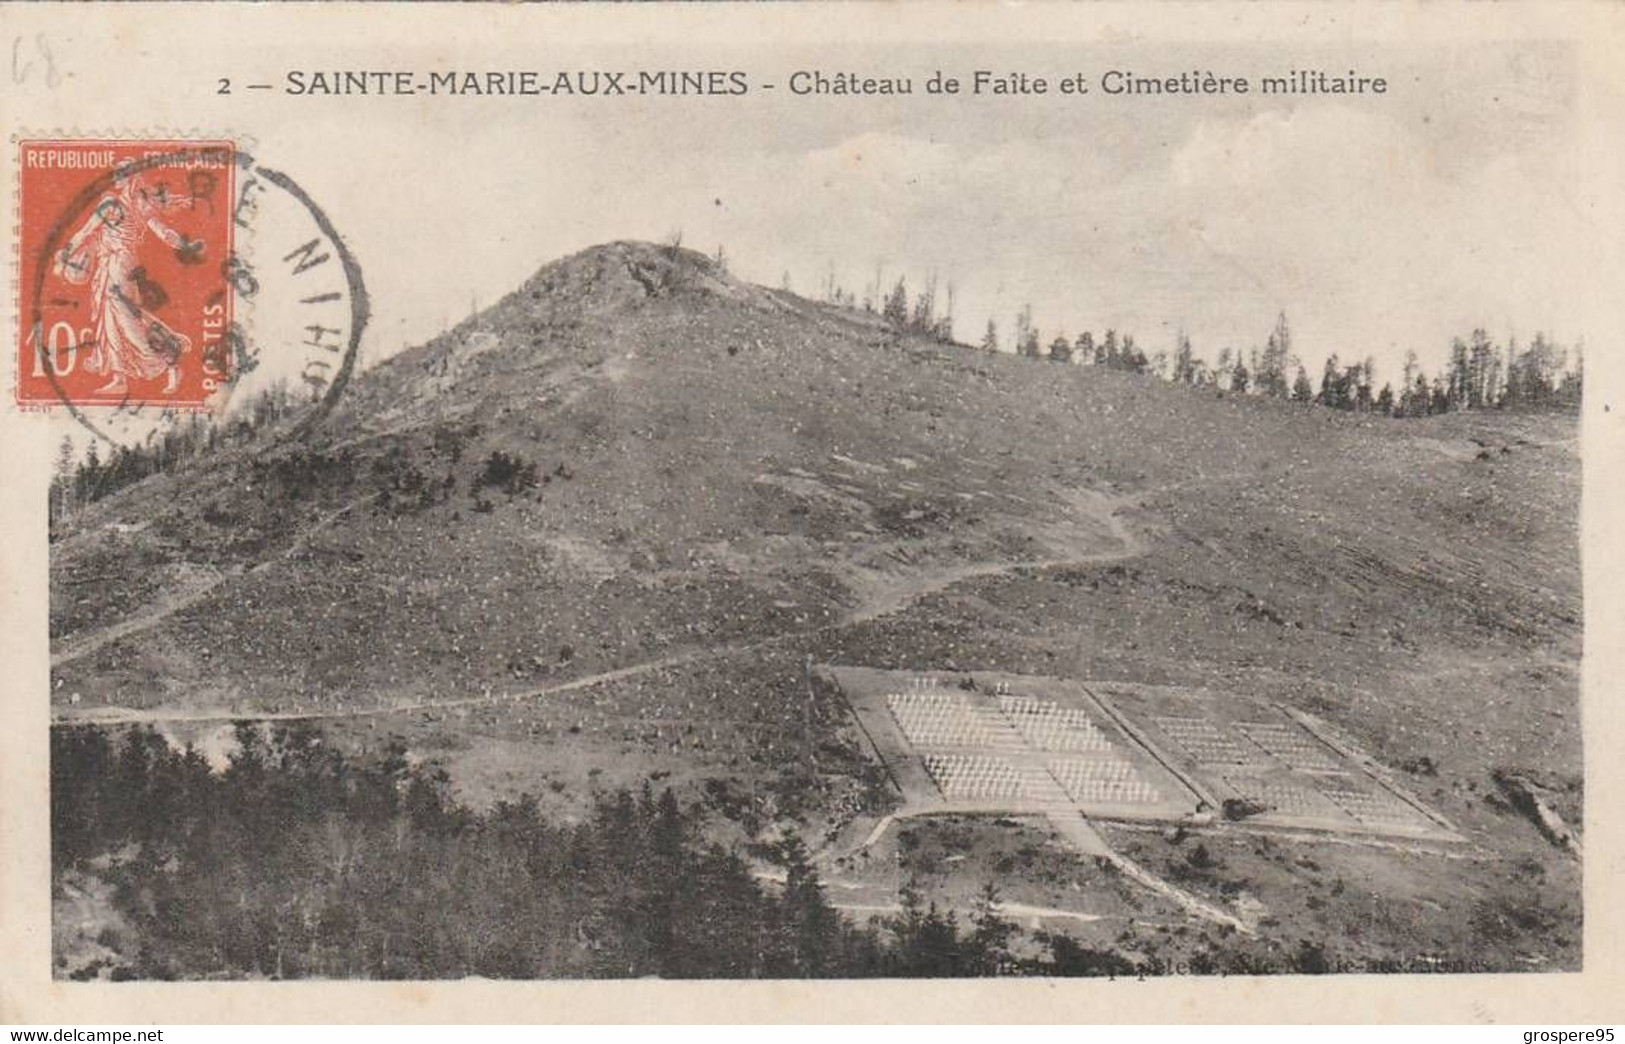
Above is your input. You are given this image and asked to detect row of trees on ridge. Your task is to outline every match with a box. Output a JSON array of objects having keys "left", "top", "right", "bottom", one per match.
[{"left": 839, "top": 275, "right": 1583, "bottom": 418}]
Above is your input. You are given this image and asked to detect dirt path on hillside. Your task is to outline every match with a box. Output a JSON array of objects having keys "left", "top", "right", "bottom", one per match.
[
  {"left": 51, "top": 497, "right": 372, "bottom": 671},
  {"left": 51, "top": 574, "right": 236, "bottom": 672},
  {"left": 845, "top": 487, "right": 1146, "bottom": 624},
  {"left": 821, "top": 899, "right": 1114, "bottom": 927},
  {"left": 52, "top": 486, "right": 1148, "bottom": 727},
  {"left": 750, "top": 868, "right": 1114, "bottom": 926},
  {"left": 53, "top": 646, "right": 724, "bottom": 727}
]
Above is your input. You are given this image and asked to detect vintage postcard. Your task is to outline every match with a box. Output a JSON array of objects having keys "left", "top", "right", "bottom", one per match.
[{"left": 2, "top": 0, "right": 1623, "bottom": 1025}]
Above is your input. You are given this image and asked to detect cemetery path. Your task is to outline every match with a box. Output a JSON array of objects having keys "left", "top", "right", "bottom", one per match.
[
  {"left": 806, "top": 807, "right": 1253, "bottom": 934},
  {"left": 822, "top": 900, "right": 1114, "bottom": 927},
  {"left": 751, "top": 868, "right": 1115, "bottom": 926},
  {"left": 1046, "top": 811, "right": 1255, "bottom": 934}
]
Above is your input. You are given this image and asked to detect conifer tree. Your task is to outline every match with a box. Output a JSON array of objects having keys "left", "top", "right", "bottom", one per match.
[
  {"left": 1448, "top": 337, "right": 1470, "bottom": 409},
  {"left": 1431, "top": 375, "right": 1450, "bottom": 414},
  {"left": 50, "top": 436, "right": 76, "bottom": 529},
  {"left": 779, "top": 835, "right": 837, "bottom": 977},
  {"left": 935, "top": 282, "right": 956, "bottom": 343},
  {"left": 1319, "top": 354, "right": 1343, "bottom": 408},
  {"left": 1503, "top": 336, "right": 1524, "bottom": 408},
  {"left": 1258, "top": 312, "right": 1293, "bottom": 398},
  {"left": 1467, "top": 329, "right": 1494, "bottom": 408},
  {"left": 968, "top": 880, "right": 1016, "bottom": 976},
  {"left": 1231, "top": 354, "right": 1250, "bottom": 393},
  {"left": 1411, "top": 372, "right": 1431, "bottom": 417},
  {"left": 1123, "top": 333, "right": 1146, "bottom": 373},
  {"left": 1014, "top": 304, "right": 1040, "bottom": 358},
  {"left": 1173, "top": 331, "right": 1196, "bottom": 384},
  {"left": 911, "top": 273, "right": 937, "bottom": 334},
  {"left": 883, "top": 278, "right": 909, "bottom": 328},
  {"left": 1292, "top": 366, "right": 1314, "bottom": 403}
]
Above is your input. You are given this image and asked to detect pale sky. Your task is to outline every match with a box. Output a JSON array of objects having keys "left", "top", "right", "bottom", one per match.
[
  {"left": 19, "top": 19, "right": 1600, "bottom": 411},
  {"left": 264, "top": 38, "right": 1587, "bottom": 387}
]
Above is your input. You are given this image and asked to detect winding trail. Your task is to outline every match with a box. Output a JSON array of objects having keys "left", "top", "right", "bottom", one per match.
[
  {"left": 52, "top": 486, "right": 1148, "bottom": 727},
  {"left": 825, "top": 900, "right": 1113, "bottom": 928},
  {"left": 845, "top": 487, "right": 1146, "bottom": 625},
  {"left": 749, "top": 868, "right": 1114, "bottom": 927},
  {"left": 52, "top": 575, "right": 237, "bottom": 673},
  {"left": 51, "top": 496, "right": 372, "bottom": 671}
]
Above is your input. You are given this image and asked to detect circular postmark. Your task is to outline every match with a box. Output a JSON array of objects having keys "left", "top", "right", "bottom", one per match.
[{"left": 18, "top": 139, "right": 369, "bottom": 446}]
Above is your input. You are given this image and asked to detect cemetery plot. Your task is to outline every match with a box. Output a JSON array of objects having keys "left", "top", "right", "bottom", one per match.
[
  {"left": 1314, "top": 776, "right": 1437, "bottom": 833},
  {"left": 1219, "top": 774, "right": 1344, "bottom": 819},
  {"left": 829, "top": 668, "right": 1460, "bottom": 841},
  {"left": 825, "top": 666, "right": 1462, "bottom": 845},
  {"left": 887, "top": 690, "right": 1024, "bottom": 751},
  {"left": 1000, "top": 696, "right": 1112, "bottom": 752},
  {"left": 1235, "top": 721, "right": 1345, "bottom": 773},
  {"left": 1151, "top": 716, "right": 1266, "bottom": 770},
  {"left": 1049, "top": 755, "right": 1162, "bottom": 805},
  {"left": 827, "top": 666, "right": 1197, "bottom": 820},
  {"left": 922, "top": 754, "right": 1031, "bottom": 801},
  {"left": 1093, "top": 682, "right": 1463, "bottom": 842}
]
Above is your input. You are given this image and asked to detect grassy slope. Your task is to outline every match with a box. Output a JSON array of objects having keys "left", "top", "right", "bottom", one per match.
[{"left": 50, "top": 242, "right": 1581, "bottom": 969}]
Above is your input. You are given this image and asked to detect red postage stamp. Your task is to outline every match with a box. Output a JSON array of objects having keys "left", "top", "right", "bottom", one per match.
[{"left": 15, "top": 139, "right": 236, "bottom": 409}]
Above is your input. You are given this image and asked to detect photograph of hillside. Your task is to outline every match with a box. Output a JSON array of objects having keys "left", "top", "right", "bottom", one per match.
[
  {"left": 22, "top": 20, "right": 1597, "bottom": 983},
  {"left": 47, "top": 236, "right": 1580, "bottom": 979}
]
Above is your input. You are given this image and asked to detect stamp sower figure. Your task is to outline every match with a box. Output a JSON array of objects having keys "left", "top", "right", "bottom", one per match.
[{"left": 53, "top": 165, "right": 199, "bottom": 395}]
